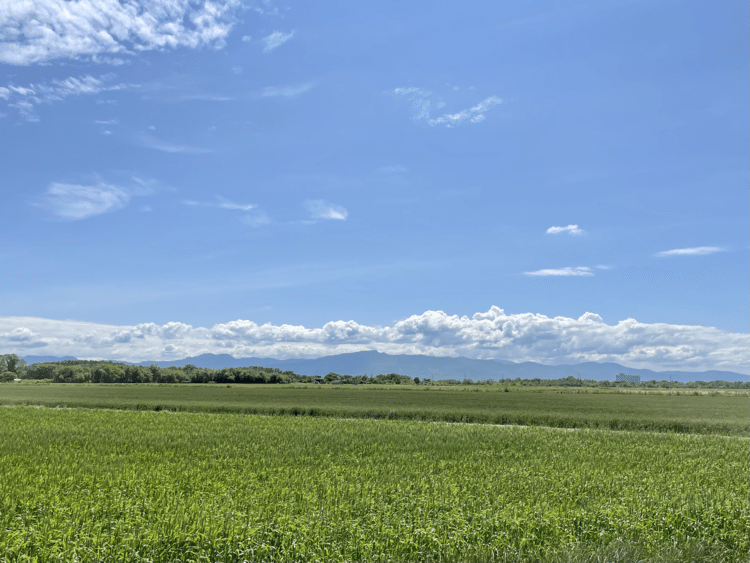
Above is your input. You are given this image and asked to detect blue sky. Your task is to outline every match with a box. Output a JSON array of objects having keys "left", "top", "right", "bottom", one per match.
[{"left": 1, "top": 0, "right": 748, "bottom": 372}]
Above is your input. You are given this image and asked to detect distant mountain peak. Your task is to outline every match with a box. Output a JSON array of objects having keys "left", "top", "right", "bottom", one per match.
[{"left": 21, "top": 352, "right": 748, "bottom": 382}]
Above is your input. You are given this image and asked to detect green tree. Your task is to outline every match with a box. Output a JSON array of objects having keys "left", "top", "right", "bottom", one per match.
[
  {"left": 0, "top": 354, "right": 26, "bottom": 377},
  {"left": 26, "top": 363, "right": 56, "bottom": 380}
]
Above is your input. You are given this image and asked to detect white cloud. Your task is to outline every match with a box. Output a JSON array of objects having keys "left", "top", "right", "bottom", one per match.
[
  {"left": 1, "top": 74, "right": 133, "bottom": 121},
  {"left": 4, "top": 327, "right": 36, "bottom": 342},
  {"left": 1, "top": 306, "right": 748, "bottom": 373},
  {"left": 219, "top": 202, "right": 254, "bottom": 211},
  {"left": 393, "top": 87, "right": 434, "bottom": 121},
  {"left": 260, "top": 82, "right": 315, "bottom": 98},
  {"left": 305, "top": 200, "right": 348, "bottom": 221},
  {"left": 427, "top": 96, "right": 502, "bottom": 127},
  {"left": 137, "top": 134, "right": 212, "bottom": 154},
  {"left": 36, "top": 183, "right": 130, "bottom": 220},
  {"left": 183, "top": 196, "right": 255, "bottom": 211},
  {"left": 578, "top": 312, "right": 604, "bottom": 323},
  {"left": 242, "top": 212, "right": 272, "bottom": 227},
  {"left": 392, "top": 88, "right": 502, "bottom": 127},
  {"left": 524, "top": 267, "right": 594, "bottom": 277},
  {"left": 33, "top": 177, "right": 157, "bottom": 220},
  {"left": 657, "top": 246, "right": 725, "bottom": 257},
  {"left": 0, "top": 0, "right": 245, "bottom": 65},
  {"left": 242, "top": 35, "right": 252, "bottom": 42},
  {"left": 262, "top": 30, "right": 295, "bottom": 52},
  {"left": 546, "top": 224, "right": 585, "bottom": 235}
]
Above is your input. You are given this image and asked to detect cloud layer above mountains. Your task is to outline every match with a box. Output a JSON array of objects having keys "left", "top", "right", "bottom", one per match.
[{"left": 1, "top": 307, "right": 747, "bottom": 374}]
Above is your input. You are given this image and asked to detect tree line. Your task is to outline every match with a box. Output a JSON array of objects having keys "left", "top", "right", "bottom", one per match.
[
  {"left": 2, "top": 356, "right": 419, "bottom": 385},
  {"left": 2, "top": 355, "right": 747, "bottom": 388}
]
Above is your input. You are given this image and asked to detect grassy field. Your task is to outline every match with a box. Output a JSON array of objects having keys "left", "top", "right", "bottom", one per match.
[
  {"left": 0, "top": 406, "right": 747, "bottom": 563},
  {"left": 0, "top": 382, "right": 747, "bottom": 435}
]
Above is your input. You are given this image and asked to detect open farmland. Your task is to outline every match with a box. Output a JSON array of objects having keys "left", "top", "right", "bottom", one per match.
[
  {"left": 0, "top": 405, "right": 747, "bottom": 563},
  {"left": 0, "top": 382, "right": 748, "bottom": 435}
]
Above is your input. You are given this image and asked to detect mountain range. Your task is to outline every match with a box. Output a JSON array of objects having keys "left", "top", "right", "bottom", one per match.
[{"left": 22, "top": 351, "right": 749, "bottom": 383}]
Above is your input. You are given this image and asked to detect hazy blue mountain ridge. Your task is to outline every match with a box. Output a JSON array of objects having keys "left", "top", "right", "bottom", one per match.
[{"left": 21, "top": 351, "right": 749, "bottom": 382}]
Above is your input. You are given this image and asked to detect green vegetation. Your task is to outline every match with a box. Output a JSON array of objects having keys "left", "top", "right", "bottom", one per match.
[
  {"left": 1, "top": 374, "right": 747, "bottom": 561},
  {"left": 1, "top": 382, "right": 747, "bottom": 436},
  {"left": 16, "top": 357, "right": 750, "bottom": 388},
  {"left": 0, "top": 407, "right": 746, "bottom": 562},
  {"left": 0, "top": 354, "right": 26, "bottom": 381}
]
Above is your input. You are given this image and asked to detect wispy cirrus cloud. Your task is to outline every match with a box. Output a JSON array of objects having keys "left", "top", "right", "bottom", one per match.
[
  {"left": 0, "top": 74, "right": 133, "bottom": 121},
  {"left": 2, "top": 306, "right": 747, "bottom": 373},
  {"left": 427, "top": 96, "right": 502, "bottom": 126},
  {"left": 657, "top": 246, "right": 725, "bottom": 257},
  {"left": 137, "top": 134, "right": 212, "bottom": 154},
  {"left": 260, "top": 82, "right": 316, "bottom": 98},
  {"left": 36, "top": 183, "right": 130, "bottom": 220},
  {"left": 178, "top": 93, "right": 234, "bottom": 102},
  {"left": 0, "top": 0, "right": 245, "bottom": 65},
  {"left": 33, "top": 176, "right": 157, "bottom": 220},
  {"left": 393, "top": 87, "right": 437, "bottom": 121},
  {"left": 183, "top": 196, "right": 271, "bottom": 227},
  {"left": 392, "top": 87, "right": 502, "bottom": 127},
  {"left": 262, "top": 30, "right": 295, "bottom": 52},
  {"left": 546, "top": 224, "right": 585, "bottom": 235},
  {"left": 183, "top": 196, "right": 255, "bottom": 211},
  {"left": 242, "top": 212, "right": 272, "bottom": 227},
  {"left": 524, "top": 266, "right": 594, "bottom": 277},
  {"left": 305, "top": 200, "right": 348, "bottom": 221}
]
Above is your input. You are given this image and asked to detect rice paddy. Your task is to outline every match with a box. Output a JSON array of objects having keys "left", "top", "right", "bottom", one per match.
[{"left": 0, "top": 385, "right": 747, "bottom": 561}]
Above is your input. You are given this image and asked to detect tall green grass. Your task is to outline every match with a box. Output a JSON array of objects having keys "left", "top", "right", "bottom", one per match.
[
  {"left": 1, "top": 383, "right": 747, "bottom": 435},
  {"left": 0, "top": 407, "right": 746, "bottom": 562}
]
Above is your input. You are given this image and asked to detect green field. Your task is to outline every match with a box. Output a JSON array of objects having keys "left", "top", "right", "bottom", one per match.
[
  {"left": 0, "top": 384, "right": 748, "bottom": 562},
  {"left": 0, "top": 382, "right": 748, "bottom": 435},
  {"left": 0, "top": 405, "right": 747, "bottom": 562}
]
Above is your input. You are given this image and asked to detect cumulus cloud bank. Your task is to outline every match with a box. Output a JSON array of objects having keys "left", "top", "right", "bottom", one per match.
[
  {"left": 0, "top": 0, "right": 244, "bottom": 65},
  {"left": 1, "top": 307, "right": 747, "bottom": 373}
]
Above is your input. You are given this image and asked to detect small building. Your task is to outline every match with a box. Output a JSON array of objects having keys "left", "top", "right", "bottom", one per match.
[{"left": 13, "top": 378, "right": 21, "bottom": 383}]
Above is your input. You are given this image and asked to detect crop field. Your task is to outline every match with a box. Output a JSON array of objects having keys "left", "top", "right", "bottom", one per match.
[
  {"left": 0, "top": 405, "right": 747, "bottom": 563},
  {"left": 1, "top": 383, "right": 748, "bottom": 435}
]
